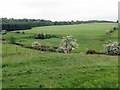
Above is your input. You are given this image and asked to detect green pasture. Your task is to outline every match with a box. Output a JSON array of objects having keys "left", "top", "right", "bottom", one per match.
[
  {"left": 2, "top": 23, "right": 119, "bottom": 88},
  {"left": 2, "top": 23, "right": 118, "bottom": 52}
]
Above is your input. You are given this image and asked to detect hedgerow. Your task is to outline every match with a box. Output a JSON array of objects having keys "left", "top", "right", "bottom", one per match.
[{"left": 103, "top": 41, "right": 120, "bottom": 55}]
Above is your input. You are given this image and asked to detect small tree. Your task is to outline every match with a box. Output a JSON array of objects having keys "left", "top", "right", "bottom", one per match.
[
  {"left": 32, "top": 42, "right": 41, "bottom": 50},
  {"left": 112, "top": 26, "right": 118, "bottom": 31},
  {"left": 103, "top": 41, "right": 120, "bottom": 55},
  {"left": 57, "top": 35, "right": 78, "bottom": 53}
]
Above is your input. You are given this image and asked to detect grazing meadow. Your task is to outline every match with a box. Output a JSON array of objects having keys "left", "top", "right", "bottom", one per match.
[{"left": 2, "top": 23, "right": 119, "bottom": 88}]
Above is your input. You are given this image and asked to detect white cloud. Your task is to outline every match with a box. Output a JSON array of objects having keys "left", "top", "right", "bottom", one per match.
[{"left": 0, "top": 0, "right": 119, "bottom": 21}]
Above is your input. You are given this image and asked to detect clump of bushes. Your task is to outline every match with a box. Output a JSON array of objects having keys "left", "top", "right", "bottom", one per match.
[
  {"left": 105, "top": 26, "right": 118, "bottom": 35},
  {"left": 103, "top": 41, "right": 120, "bottom": 55},
  {"left": 22, "top": 31, "right": 25, "bottom": 34},
  {"left": 16, "top": 31, "right": 21, "bottom": 34},
  {"left": 112, "top": 26, "right": 119, "bottom": 31},
  {"left": 56, "top": 47, "right": 66, "bottom": 53},
  {"left": 15, "top": 31, "right": 25, "bottom": 34},
  {"left": 40, "top": 46, "right": 49, "bottom": 51},
  {"left": 32, "top": 42, "right": 41, "bottom": 50},
  {"left": 31, "top": 35, "right": 78, "bottom": 53},
  {"left": 31, "top": 42, "right": 58, "bottom": 52},
  {"left": 48, "top": 47, "right": 56, "bottom": 52},
  {"left": 34, "top": 33, "right": 59, "bottom": 39},
  {"left": 9, "top": 36, "right": 16, "bottom": 44},
  {"left": 1, "top": 30, "right": 7, "bottom": 35},
  {"left": 56, "top": 35, "right": 78, "bottom": 53},
  {"left": 86, "top": 50, "right": 98, "bottom": 54}
]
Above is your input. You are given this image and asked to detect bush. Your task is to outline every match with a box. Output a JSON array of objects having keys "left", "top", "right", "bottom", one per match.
[
  {"left": 32, "top": 42, "right": 41, "bottom": 50},
  {"left": 48, "top": 47, "right": 56, "bottom": 52},
  {"left": 56, "top": 47, "right": 66, "bottom": 53},
  {"left": 86, "top": 50, "right": 98, "bottom": 54},
  {"left": 16, "top": 31, "right": 21, "bottom": 34},
  {"left": 40, "top": 46, "right": 48, "bottom": 51},
  {"left": 103, "top": 41, "right": 120, "bottom": 55},
  {"left": 112, "top": 26, "right": 118, "bottom": 31},
  {"left": 105, "top": 30, "right": 111, "bottom": 35},
  {"left": 1, "top": 30, "right": 7, "bottom": 35},
  {"left": 22, "top": 31, "right": 25, "bottom": 34},
  {"left": 34, "top": 33, "right": 59, "bottom": 39},
  {"left": 9, "top": 36, "right": 16, "bottom": 44},
  {"left": 34, "top": 33, "right": 46, "bottom": 39},
  {"left": 58, "top": 35, "right": 78, "bottom": 53},
  {"left": 105, "top": 26, "right": 118, "bottom": 36}
]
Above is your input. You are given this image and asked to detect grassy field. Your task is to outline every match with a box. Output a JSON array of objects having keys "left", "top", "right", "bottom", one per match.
[{"left": 2, "top": 23, "right": 119, "bottom": 88}]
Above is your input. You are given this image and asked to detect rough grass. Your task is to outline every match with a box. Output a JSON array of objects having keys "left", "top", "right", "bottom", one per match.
[
  {"left": 2, "top": 23, "right": 119, "bottom": 88},
  {"left": 2, "top": 52, "right": 118, "bottom": 88}
]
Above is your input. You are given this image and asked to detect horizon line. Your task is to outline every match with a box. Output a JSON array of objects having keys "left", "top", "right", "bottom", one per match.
[{"left": 1, "top": 17, "right": 117, "bottom": 22}]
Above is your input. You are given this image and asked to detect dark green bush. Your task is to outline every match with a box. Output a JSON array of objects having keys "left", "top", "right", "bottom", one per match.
[
  {"left": 104, "top": 41, "right": 120, "bottom": 55},
  {"left": 9, "top": 36, "right": 16, "bottom": 44},
  {"left": 48, "top": 47, "right": 56, "bottom": 52},
  {"left": 34, "top": 33, "right": 59, "bottom": 39}
]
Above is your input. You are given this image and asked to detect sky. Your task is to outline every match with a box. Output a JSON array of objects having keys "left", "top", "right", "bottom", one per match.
[{"left": 0, "top": 0, "right": 119, "bottom": 21}]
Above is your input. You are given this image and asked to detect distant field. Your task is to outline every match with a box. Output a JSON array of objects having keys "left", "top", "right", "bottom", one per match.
[
  {"left": 3, "top": 23, "right": 118, "bottom": 52},
  {"left": 2, "top": 23, "right": 119, "bottom": 88}
]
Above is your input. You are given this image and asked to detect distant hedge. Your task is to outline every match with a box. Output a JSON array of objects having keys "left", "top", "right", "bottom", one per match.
[
  {"left": 34, "top": 33, "right": 59, "bottom": 39},
  {"left": 2, "top": 18, "right": 116, "bottom": 31},
  {"left": 2, "top": 22, "right": 32, "bottom": 31}
]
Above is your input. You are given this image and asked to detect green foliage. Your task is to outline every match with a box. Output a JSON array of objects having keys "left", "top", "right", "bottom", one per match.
[
  {"left": 1, "top": 30, "right": 7, "bottom": 35},
  {"left": 56, "top": 47, "right": 66, "bottom": 53},
  {"left": 103, "top": 41, "right": 120, "bottom": 55},
  {"left": 105, "top": 26, "right": 118, "bottom": 36},
  {"left": 2, "top": 18, "right": 116, "bottom": 31},
  {"left": 112, "top": 26, "right": 118, "bottom": 31},
  {"left": 22, "top": 31, "right": 25, "bottom": 34},
  {"left": 58, "top": 35, "right": 78, "bottom": 53},
  {"left": 31, "top": 42, "right": 41, "bottom": 50},
  {"left": 48, "top": 47, "right": 56, "bottom": 52},
  {"left": 9, "top": 36, "right": 16, "bottom": 44},
  {"left": 34, "top": 33, "right": 58, "bottom": 39}
]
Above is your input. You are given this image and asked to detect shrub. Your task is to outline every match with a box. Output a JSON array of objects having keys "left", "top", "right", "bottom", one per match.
[
  {"left": 16, "top": 31, "right": 21, "bottom": 34},
  {"left": 105, "top": 26, "right": 118, "bottom": 36},
  {"left": 1, "top": 30, "right": 7, "bottom": 35},
  {"left": 86, "top": 50, "right": 98, "bottom": 54},
  {"left": 105, "top": 30, "right": 111, "bottom": 35},
  {"left": 9, "top": 36, "right": 16, "bottom": 44},
  {"left": 34, "top": 33, "right": 59, "bottom": 39},
  {"left": 32, "top": 42, "right": 41, "bottom": 50},
  {"left": 109, "top": 29, "right": 114, "bottom": 33},
  {"left": 22, "top": 31, "right": 25, "bottom": 34},
  {"left": 48, "top": 47, "right": 56, "bottom": 52},
  {"left": 34, "top": 33, "right": 46, "bottom": 39},
  {"left": 58, "top": 35, "right": 78, "bottom": 53},
  {"left": 40, "top": 46, "right": 48, "bottom": 51},
  {"left": 56, "top": 47, "right": 67, "bottom": 53},
  {"left": 103, "top": 41, "right": 120, "bottom": 55},
  {"left": 112, "top": 26, "right": 118, "bottom": 31}
]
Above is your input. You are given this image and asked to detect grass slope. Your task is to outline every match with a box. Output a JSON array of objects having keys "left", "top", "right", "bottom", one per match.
[{"left": 2, "top": 23, "right": 119, "bottom": 88}]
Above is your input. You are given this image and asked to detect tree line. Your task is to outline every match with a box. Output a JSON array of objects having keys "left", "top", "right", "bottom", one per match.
[{"left": 2, "top": 18, "right": 116, "bottom": 31}]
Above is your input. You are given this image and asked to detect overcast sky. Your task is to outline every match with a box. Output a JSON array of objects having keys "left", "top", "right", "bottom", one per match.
[{"left": 0, "top": 0, "right": 119, "bottom": 21}]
